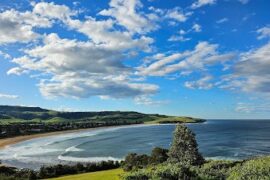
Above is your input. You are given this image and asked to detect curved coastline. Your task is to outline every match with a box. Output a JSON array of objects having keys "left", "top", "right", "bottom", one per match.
[
  {"left": 0, "top": 124, "right": 138, "bottom": 149},
  {"left": 0, "top": 121, "right": 204, "bottom": 150}
]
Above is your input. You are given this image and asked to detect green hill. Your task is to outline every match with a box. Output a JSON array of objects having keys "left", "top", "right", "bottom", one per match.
[{"left": 0, "top": 105, "right": 204, "bottom": 138}]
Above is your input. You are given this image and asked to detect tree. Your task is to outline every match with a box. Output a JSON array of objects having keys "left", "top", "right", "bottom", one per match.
[
  {"left": 150, "top": 147, "right": 168, "bottom": 164},
  {"left": 168, "top": 124, "right": 204, "bottom": 166}
]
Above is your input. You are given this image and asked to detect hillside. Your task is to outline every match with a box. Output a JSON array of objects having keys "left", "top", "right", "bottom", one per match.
[
  {"left": 0, "top": 105, "right": 204, "bottom": 138},
  {"left": 0, "top": 105, "right": 204, "bottom": 124}
]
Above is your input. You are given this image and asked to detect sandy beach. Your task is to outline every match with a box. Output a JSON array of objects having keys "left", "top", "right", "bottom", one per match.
[{"left": 0, "top": 126, "right": 121, "bottom": 149}]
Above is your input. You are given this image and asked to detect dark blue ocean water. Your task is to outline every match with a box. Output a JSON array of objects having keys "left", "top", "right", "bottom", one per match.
[{"left": 0, "top": 120, "right": 269, "bottom": 169}]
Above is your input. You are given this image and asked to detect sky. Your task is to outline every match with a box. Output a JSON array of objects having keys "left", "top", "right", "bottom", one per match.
[{"left": 0, "top": 0, "right": 270, "bottom": 119}]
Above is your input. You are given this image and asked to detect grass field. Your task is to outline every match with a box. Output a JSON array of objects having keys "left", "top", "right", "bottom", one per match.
[
  {"left": 145, "top": 116, "right": 204, "bottom": 124},
  {"left": 48, "top": 168, "right": 124, "bottom": 180}
]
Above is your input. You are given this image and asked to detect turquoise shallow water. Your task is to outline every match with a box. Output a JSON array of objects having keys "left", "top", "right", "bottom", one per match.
[{"left": 0, "top": 120, "right": 269, "bottom": 169}]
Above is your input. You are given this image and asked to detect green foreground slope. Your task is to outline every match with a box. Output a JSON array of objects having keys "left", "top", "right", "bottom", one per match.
[{"left": 48, "top": 168, "right": 123, "bottom": 180}]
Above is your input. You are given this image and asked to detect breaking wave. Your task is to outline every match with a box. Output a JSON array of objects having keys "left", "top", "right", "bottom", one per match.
[{"left": 58, "top": 155, "right": 122, "bottom": 162}]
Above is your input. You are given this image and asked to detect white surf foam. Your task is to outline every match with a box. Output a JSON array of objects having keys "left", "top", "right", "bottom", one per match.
[
  {"left": 65, "top": 146, "right": 84, "bottom": 152},
  {"left": 58, "top": 155, "right": 122, "bottom": 162}
]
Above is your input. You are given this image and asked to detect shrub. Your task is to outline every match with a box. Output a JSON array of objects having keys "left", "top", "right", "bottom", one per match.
[
  {"left": 122, "top": 153, "right": 150, "bottom": 171},
  {"left": 121, "top": 169, "right": 149, "bottom": 180},
  {"left": 152, "top": 163, "right": 194, "bottom": 180},
  {"left": 192, "top": 160, "right": 238, "bottom": 180},
  {"left": 168, "top": 124, "right": 204, "bottom": 166},
  {"left": 228, "top": 156, "right": 270, "bottom": 180},
  {"left": 150, "top": 147, "right": 168, "bottom": 164},
  {"left": 122, "top": 163, "right": 195, "bottom": 180}
]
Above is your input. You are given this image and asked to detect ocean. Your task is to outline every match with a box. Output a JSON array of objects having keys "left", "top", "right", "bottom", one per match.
[{"left": 0, "top": 120, "right": 269, "bottom": 169}]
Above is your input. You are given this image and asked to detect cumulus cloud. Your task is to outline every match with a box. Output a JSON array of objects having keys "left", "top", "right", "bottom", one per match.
[
  {"left": 192, "top": 23, "right": 202, "bottom": 32},
  {"left": 0, "top": 10, "right": 43, "bottom": 44},
  {"left": 221, "top": 42, "right": 270, "bottom": 96},
  {"left": 66, "top": 18, "right": 153, "bottom": 51},
  {"left": 138, "top": 41, "right": 235, "bottom": 76},
  {"left": 8, "top": 33, "right": 158, "bottom": 99},
  {"left": 165, "top": 8, "right": 190, "bottom": 23},
  {"left": 0, "top": 93, "right": 19, "bottom": 99},
  {"left": 191, "top": 0, "right": 216, "bottom": 9},
  {"left": 257, "top": 26, "right": 270, "bottom": 39},
  {"left": 0, "top": 2, "right": 73, "bottom": 45},
  {"left": 99, "top": 0, "right": 156, "bottom": 34},
  {"left": 4, "top": 1, "right": 160, "bottom": 100},
  {"left": 32, "top": 2, "right": 73, "bottom": 20}
]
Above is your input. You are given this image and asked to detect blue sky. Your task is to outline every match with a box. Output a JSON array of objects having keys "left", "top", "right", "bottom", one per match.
[{"left": 0, "top": 0, "right": 270, "bottom": 119}]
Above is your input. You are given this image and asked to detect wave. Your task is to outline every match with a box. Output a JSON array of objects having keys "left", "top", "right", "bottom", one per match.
[
  {"left": 205, "top": 156, "right": 240, "bottom": 161},
  {"left": 65, "top": 146, "right": 84, "bottom": 152},
  {"left": 58, "top": 155, "right": 122, "bottom": 162}
]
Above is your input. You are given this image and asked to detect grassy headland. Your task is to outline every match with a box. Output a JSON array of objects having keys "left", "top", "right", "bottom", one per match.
[
  {"left": 0, "top": 105, "right": 204, "bottom": 140},
  {"left": 145, "top": 116, "right": 205, "bottom": 124}
]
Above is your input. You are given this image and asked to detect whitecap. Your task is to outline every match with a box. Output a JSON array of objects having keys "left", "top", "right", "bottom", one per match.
[
  {"left": 58, "top": 155, "right": 122, "bottom": 162},
  {"left": 65, "top": 146, "right": 84, "bottom": 152}
]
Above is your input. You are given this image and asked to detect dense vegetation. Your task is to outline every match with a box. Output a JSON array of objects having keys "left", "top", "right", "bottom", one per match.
[
  {"left": 0, "top": 105, "right": 203, "bottom": 138},
  {"left": 0, "top": 161, "right": 120, "bottom": 180},
  {"left": 121, "top": 124, "right": 270, "bottom": 180}
]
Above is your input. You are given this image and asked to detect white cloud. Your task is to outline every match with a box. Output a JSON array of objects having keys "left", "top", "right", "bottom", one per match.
[
  {"left": 192, "top": 23, "right": 202, "bottom": 32},
  {"left": 99, "top": 0, "right": 156, "bottom": 34},
  {"left": 191, "top": 0, "right": 216, "bottom": 9},
  {"left": 33, "top": 2, "right": 73, "bottom": 20},
  {"left": 221, "top": 42, "right": 270, "bottom": 96},
  {"left": 134, "top": 95, "right": 168, "bottom": 106},
  {"left": 235, "top": 102, "right": 270, "bottom": 113},
  {"left": 216, "top": 18, "right": 228, "bottom": 24},
  {"left": 0, "top": 50, "right": 11, "bottom": 59},
  {"left": 8, "top": 33, "right": 158, "bottom": 99},
  {"left": 3, "top": 1, "right": 160, "bottom": 100},
  {"left": 138, "top": 41, "right": 235, "bottom": 76},
  {"left": 257, "top": 26, "right": 270, "bottom": 39},
  {"left": 185, "top": 75, "right": 213, "bottom": 90},
  {"left": 165, "top": 8, "right": 190, "bottom": 22},
  {"left": 0, "top": 93, "right": 19, "bottom": 99},
  {"left": 0, "top": 2, "right": 73, "bottom": 45},
  {"left": 168, "top": 35, "right": 191, "bottom": 42},
  {"left": 66, "top": 17, "right": 153, "bottom": 51},
  {"left": 0, "top": 10, "right": 40, "bottom": 44}
]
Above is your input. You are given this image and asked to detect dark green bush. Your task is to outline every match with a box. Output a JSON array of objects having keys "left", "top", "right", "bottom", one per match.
[
  {"left": 150, "top": 147, "right": 168, "bottom": 164},
  {"left": 192, "top": 160, "right": 239, "bottom": 180},
  {"left": 228, "top": 156, "right": 270, "bottom": 180},
  {"left": 122, "top": 153, "right": 150, "bottom": 171}
]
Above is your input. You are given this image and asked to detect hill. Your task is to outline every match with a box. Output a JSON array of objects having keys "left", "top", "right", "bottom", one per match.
[{"left": 0, "top": 105, "right": 204, "bottom": 138}]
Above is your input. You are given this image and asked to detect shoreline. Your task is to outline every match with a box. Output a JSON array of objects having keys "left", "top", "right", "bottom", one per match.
[
  {"left": 0, "top": 122, "right": 203, "bottom": 150},
  {"left": 0, "top": 124, "right": 137, "bottom": 149}
]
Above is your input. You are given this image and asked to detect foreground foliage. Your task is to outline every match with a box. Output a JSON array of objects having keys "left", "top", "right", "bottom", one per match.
[
  {"left": 228, "top": 156, "right": 270, "bottom": 180},
  {"left": 121, "top": 124, "right": 270, "bottom": 180},
  {"left": 0, "top": 161, "right": 120, "bottom": 180},
  {"left": 122, "top": 157, "right": 270, "bottom": 180}
]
